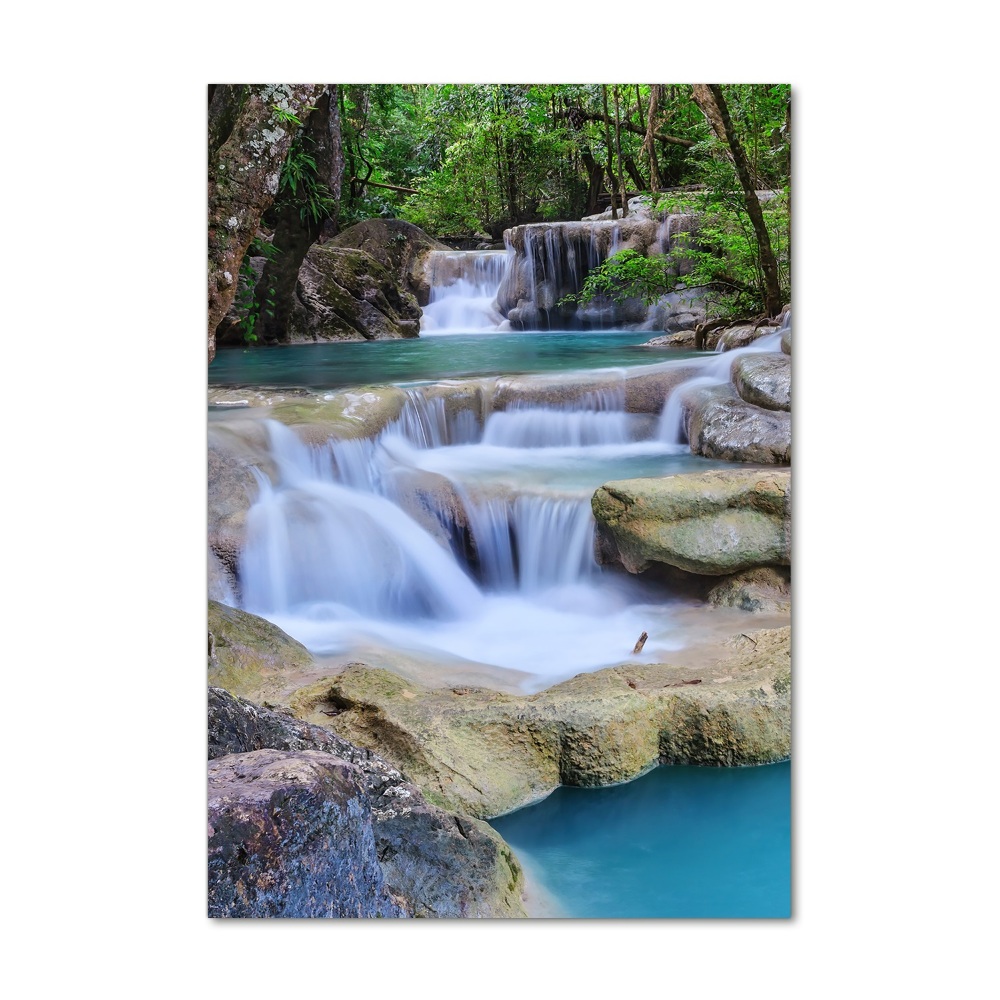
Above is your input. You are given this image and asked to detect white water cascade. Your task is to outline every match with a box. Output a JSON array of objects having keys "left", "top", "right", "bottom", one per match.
[
  {"left": 234, "top": 380, "right": 701, "bottom": 683},
  {"left": 420, "top": 251, "right": 510, "bottom": 333},
  {"left": 657, "top": 322, "right": 787, "bottom": 444},
  {"left": 240, "top": 422, "right": 483, "bottom": 621}
]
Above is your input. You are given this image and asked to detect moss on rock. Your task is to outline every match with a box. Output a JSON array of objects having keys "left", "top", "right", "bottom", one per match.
[
  {"left": 592, "top": 469, "right": 791, "bottom": 576},
  {"left": 289, "top": 626, "right": 791, "bottom": 819}
]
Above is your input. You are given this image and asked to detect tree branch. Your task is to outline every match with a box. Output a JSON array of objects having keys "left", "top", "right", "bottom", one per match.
[{"left": 556, "top": 107, "right": 695, "bottom": 147}]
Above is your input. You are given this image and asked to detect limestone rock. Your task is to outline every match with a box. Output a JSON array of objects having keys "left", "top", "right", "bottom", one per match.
[
  {"left": 687, "top": 384, "right": 791, "bottom": 464},
  {"left": 732, "top": 353, "right": 791, "bottom": 411},
  {"left": 208, "top": 688, "right": 526, "bottom": 917},
  {"left": 288, "top": 245, "right": 421, "bottom": 342},
  {"left": 208, "top": 547, "right": 237, "bottom": 604},
  {"left": 641, "top": 332, "right": 696, "bottom": 348},
  {"left": 331, "top": 219, "right": 449, "bottom": 306},
  {"left": 208, "top": 601, "right": 314, "bottom": 699},
  {"left": 207, "top": 419, "right": 274, "bottom": 576},
  {"left": 291, "top": 628, "right": 791, "bottom": 819},
  {"left": 707, "top": 567, "right": 791, "bottom": 612},
  {"left": 267, "top": 385, "right": 409, "bottom": 443},
  {"left": 592, "top": 469, "right": 791, "bottom": 576}
]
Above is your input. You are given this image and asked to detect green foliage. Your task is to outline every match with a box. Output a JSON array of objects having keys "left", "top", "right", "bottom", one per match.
[
  {"left": 235, "top": 237, "right": 278, "bottom": 345},
  {"left": 278, "top": 135, "right": 337, "bottom": 225},
  {"left": 271, "top": 105, "right": 305, "bottom": 127},
  {"left": 319, "top": 84, "right": 790, "bottom": 319},
  {"left": 562, "top": 249, "right": 677, "bottom": 308}
]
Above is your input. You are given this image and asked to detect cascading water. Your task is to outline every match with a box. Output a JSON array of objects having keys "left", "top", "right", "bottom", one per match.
[
  {"left": 240, "top": 421, "right": 483, "bottom": 621},
  {"left": 231, "top": 371, "right": 725, "bottom": 684},
  {"left": 657, "top": 325, "right": 786, "bottom": 444},
  {"left": 421, "top": 250, "right": 510, "bottom": 333}
]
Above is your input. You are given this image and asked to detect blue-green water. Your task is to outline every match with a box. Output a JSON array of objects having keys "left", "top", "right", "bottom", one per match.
[
  {"left": 209, "top": 331, "right": 699, "bottom": 389},
  {"left": 490, "top": 762, "right": 791, "bottom": 919}
]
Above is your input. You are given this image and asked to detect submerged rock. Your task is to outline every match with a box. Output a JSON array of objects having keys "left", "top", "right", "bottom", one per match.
[
  {"left": 208, "top": 687, "right": 526, "bottom": 917},
  {"left": 288, "top": 245, "right": 421, "bottom": 342},
  {"left": 592, "top": 469, "right": 791, "bottom": 576},
  {"left": 290, "top": 627, "right": 791, "bottom": 819}
]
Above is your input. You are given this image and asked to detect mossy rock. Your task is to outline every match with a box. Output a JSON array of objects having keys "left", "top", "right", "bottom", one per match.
[
  {"left": 331, "top": 219, "right": 449, "bottom": 306},
  {"left": 592, "top": 469, "right": 791, "bottom": 576},
  {"left": 208, "top": 600, "right": 313, "bottom": 698},
  {"left": 289, "top": 626, "right": 791, "bottom": 819},
  {"left": 288, "top": 245, "right": 421, "bottom": 342},
  {"left": 267, "top": 385, "right": 409, "bottom": 442}
]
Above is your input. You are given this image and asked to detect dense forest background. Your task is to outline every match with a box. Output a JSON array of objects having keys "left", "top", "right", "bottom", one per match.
[{"left": 207, "top": 84, "right": 790, "bottom": 358}]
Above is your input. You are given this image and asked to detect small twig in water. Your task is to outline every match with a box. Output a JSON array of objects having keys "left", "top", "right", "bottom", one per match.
[{"left": 632, "top": 631, "right": 649, "bottom": 655}]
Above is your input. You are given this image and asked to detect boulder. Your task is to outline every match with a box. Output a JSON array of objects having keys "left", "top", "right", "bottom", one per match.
[
  {"left": 208, "top": 748, "right": 405, "bottom": 917},
  {"left": 207, "top": 419, "right": 274, "bottom": 577},
  {"left": 732, "top": 353, "right": 791, "bottom": 411},
  {"left": 707, "top": 566, "right": 791, "bottom": 613},
  {"left": 331, "top": 218, "right": 449, "bottom": 306},
  {"left": 687, "top": 383, "right": 791, "bottom": 464},
  {"left": 288, "top": 245, "right": 421, "bottom": 342},
  {"left": 290, "top": 627, "right": 791, "bottom": 819},
  {"left": 592, "top": 469, "right": 791, "bottom": 576},
  {"left": 208, "top": 687, "right": 526, "bottom": 918},
  {"left": 208, "top": 600, "right": 314, "bottom": 699},
  {"left": 641, "top": 332, "right": 696, "bottom": 348},
  {"left": 781, "top": 325, "right": 791, "bottom": 355},
  {"left": 208, "top": 547, "right": 237, "bottom": 604}
]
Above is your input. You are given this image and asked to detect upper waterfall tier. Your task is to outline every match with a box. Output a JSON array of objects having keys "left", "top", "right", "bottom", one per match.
[
  {"left": 498, "top": 216, "right": 697, "bottom": 330},
  {"left": 418, "top": 215, "right": 699, "bottom": 334},
  {"left": 420, "top": 250, "right": 510, "bottom": 333}
]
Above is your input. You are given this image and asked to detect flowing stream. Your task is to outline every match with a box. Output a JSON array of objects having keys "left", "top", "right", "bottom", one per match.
[
  {"left": 214, "top": 251, "right": 787, "bottom": 689},
  {"left": 210, "top": 240, "right": 791, "bottom": 919},
  {"left": 232, "top": 378, "right": 733, "bottom": 688}
]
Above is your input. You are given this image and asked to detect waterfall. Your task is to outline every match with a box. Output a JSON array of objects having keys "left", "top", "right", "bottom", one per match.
[
  {"left": 658, "top": 326, "right": 787, "bottom": 443},
  {"left": 230, "top": 364, "right": 715, "bottom": 680},
  {"left": 459, "top": 493, "right": 597, "bottom": 593},
  {"left": 239, "top": 421, "right": 483, "bottom": 621},
  {"left": 419, "top": 216, "right": 700, "bottom": 333},
  {"left": 482, "top": 385, "right": 631, "bottom": 449},
  {"left": 421, "top": 250, "right": 510, "bottom": 333}
]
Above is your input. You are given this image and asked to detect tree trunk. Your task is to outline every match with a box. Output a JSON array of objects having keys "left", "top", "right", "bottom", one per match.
[
  {"left": 612, "top": 86, "right": 629, "bottom": 217},
  {"left": 321, "top": 83, "right": 344, "bottom": 241},
  {"left": 601, "top": 86, "right": 618, "bottom": 219},
  {"left": 581, "top": 150, "right": 604, "bottom": 216},
  {"left": 643, "top": 84, "right": 662, "bottom": 192},
  {"left": 623, "top": 156, "right": 646, "bottom": 194},
  {"left": 207, "top": 83, "right": 325, "bottom": 363},
  {"left": 690, "top": 84, "right": 783, "bottom": 316},
  {"left": 255, "top": 88, "right": 345, "bottom": 344}
]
